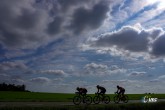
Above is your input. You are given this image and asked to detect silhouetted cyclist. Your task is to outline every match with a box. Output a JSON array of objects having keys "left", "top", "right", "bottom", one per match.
[
  {"left": 96, "top": 85, "right": 106, "bottom": 96},
  {"left": 116, "top": 85, "right": 125, "bottom": 97},
  {"left": 76, "top": 87, "right": 87, "bottom": 96}
]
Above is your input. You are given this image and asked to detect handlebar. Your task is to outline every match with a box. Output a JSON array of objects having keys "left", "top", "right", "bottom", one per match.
[
  {"left": 114, "top": 92, "right": 118, "bottom": 94},
  {"left": 75, "top": 92, "right": 80, "bottom": 95}
]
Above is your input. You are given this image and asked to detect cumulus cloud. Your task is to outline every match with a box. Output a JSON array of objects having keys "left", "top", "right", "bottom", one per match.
[
  {"left": 129, "top": 71, "right": 146, "bottom": 76},
  {"left": 2, "top": 71, "right": 31, "bottom": 86},
  {"left": 40, "top": 70, "right": 67, "bottom": 77},
  {"left": 0, "top": 0, "right": 111, "bottom": 49},
  {"left": 152, "top": 34, "right": 165, "bottom": 56},
  {"left": 46, "top": 16, "right": 63, "bottom": 35},
  {"left": 85, "top": 25, "right": 165, "bottom": 60},
  {"left": 84, "top": 63, "right": 108, "bottom": 75},
  {"left": 0, "top": 73, "right": 10, "bottom": 83},
  {"left": 30, "top": 77, "right": 50, "bottom": 84},
  {"left": 91, "top": 26, "right": 149, "bottom": 52},
  {"left": 0, "top": 61, "right": 28, "bottom": 71},
  {"left": 85, "top": 63, "right": 108, "bottom": 70},
  {"left": 11, "top": 78, "right": 25, "bottom": 84},
  {"left": 109, "top": 65, "right": 127, "bottom": 74},
  {"left": 69, "top": 1, "right": 110, "bottom": 34},
  {"left": 0, "top": 0, "right": 51, "bottom": 49},
  {"left": 158, "top": 75, "right": 165, "bottom": 80},
  {"left": 83, "top": 63, "right": 126, "bottom": 75},
  {"left": 52, "top": 78, "right": 63, "bottom": 83},
  {"left": 0, "top": 73, "right": 9, "bottom": 77},
  {"left": 0, "top": 73, "right": 26, "bottom": 85}
]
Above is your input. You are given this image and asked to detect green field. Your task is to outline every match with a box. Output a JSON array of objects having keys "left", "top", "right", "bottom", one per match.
[
  {"left": 0, "top": 91, "right": 164, "bottom": 102},
  {"left": 0, "top": 91, "right": 74, "bottom": 102},
  {"left": 0, "top": 91, "right": 165, "bottom": 110}
]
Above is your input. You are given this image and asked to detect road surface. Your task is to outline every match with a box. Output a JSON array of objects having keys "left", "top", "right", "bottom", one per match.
[{"left": 0, "top": 99, "right": 164, "bottom": 107}]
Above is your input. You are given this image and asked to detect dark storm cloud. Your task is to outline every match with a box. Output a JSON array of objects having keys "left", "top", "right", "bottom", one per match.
[
  {"left": 69, "top": 1, "right": 110, "bottom": 34},
  {"left": 57, "top": 0, "right": 86, "bottom": 12},
  {"left": 93, "top": 26, "right": 149, "bottom": 52},
  {"left": 0, "top": 0, "right": 111, "bottom": 49},
  {"left": 46, "top": 17, "right": 63, "bottom": 35},
  {"left": 152, "top": 34, "right": 165, "bottom": 56},
  {"left": 0, "top": 0, "right": 50, "bottom": 48},
  {"left": 88, "top": 26, "right": 165, "bottom": 58}
]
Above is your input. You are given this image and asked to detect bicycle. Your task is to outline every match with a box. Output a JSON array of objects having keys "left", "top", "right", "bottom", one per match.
[
  {"left": 73, "top": 92, "right": 92, "bottom": 105},
  {"left": 93, "top": 93, "right": 110, "bottom": 104},
  {"left": 113, "top": 92, "right": 129, "bottom": 103}
]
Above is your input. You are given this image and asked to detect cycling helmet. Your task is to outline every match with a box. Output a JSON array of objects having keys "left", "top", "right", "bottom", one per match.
[
  {"left": 117, "top": 85, "right": 119, "bottom": 88},
  {"left": 96, "top": 85, "right": 99, "bottom": 88}
]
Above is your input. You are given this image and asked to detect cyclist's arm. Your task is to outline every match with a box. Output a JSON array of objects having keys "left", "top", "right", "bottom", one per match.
[
  {"left": 116, "top": 89, "right": 119, "bottom": 93},
  {"left": 75, "top": 91, "right": 80, "bottom": 95},
  {"left": 97, "top": 88, "right": 99, "bottom": 93}
]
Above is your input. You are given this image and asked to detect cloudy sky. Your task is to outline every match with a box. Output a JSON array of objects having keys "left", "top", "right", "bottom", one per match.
[{"left": 0, "top": 0, "right": 165, "bottom": 94}]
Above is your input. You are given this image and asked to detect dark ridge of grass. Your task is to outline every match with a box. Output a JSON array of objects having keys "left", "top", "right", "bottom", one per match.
[{"left": 0, "top": 102, "right": 165, "bottom": 110}]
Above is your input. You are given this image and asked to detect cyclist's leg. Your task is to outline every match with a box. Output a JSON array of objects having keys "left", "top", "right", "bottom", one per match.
[
  {"left": 100, "top": 91, "right": 104, "bottom": 96},
  {"left": 118, "top": 91, "right": 122, "bottom": 98},
  {"left": 82, "top": 93, "right": 86, "bottom": 103},
  {"left": 84, "top": 92, "right": 87, "bottom": 96},
  {"left": 103, "top": 90, "right": 106, "bottom": 96},
  {"left": 122, "top": 90, "right": 125, "bottom": 98}
]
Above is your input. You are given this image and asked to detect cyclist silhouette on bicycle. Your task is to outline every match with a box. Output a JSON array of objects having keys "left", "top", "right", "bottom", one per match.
[
  {"left": 73, "top": 87, "right": 92, "bottom": 105},
  {"left": 96, "top": 85, "right": 106, "bottom": 96},
  {"left": 116, "top": 85, "right": 125, "bottom": 98},
  {"left": 76, "top": 87, "right": 87, "bottom": 96}
]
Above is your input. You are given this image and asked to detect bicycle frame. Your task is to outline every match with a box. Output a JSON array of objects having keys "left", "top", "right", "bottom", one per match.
[
  {"left": 114, "top": 92, "right": 128, "bottom": 103},
  {"left": 95, "top": 93, "right": 105, "bottom": 98},
  {"left": 115, "top": 93, "right": 122, "bottom": 100},
  {"left": 73, "top": 92, "right": 92, "bottom": 105},
  {"left": 93, "top": 93, "right": 110, "bottom": 104}
]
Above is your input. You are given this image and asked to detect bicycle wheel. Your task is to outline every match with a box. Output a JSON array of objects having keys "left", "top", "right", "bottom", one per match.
[
  {"left": 114, "top": 96, "right": 120, "bottom": 103},
  {"left": 73, "top": 96, "right": 81, "bottom": 105},
  {"left": 93, "top": 96, "right": 100, "bottom": 104},
  {"left": 84, "top": 96, "right": 92, "bottom": 105},
  {"left": 103, "top": 95, "right": 110, "bottom": 104},
  {"left": 123, "top": 95, "right": 129, "bottom": 103}
]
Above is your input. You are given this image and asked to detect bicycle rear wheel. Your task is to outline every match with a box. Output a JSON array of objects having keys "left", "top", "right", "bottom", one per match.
[
  {"left": 103, "top": 96, "right": 110, "bottom": 104},
  {"left": 84, "top": 96, "right": 92, "bottom": 105},
  {"left": 123, "top": 95, "right": 129, "bottom": 103},
  {"left": 93, "top": 96, "right": 100, "bottom": 104},
  {"left": 73, "top": 96, "right": 81, "bottom": 105},
  {"left": 114, "top": 96, "right": 120, "bottom": 103}
]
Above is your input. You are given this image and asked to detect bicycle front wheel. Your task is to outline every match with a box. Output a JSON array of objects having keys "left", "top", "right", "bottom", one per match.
[
  {"left": 114, "top": 96, "right": 120, "bottom": 103},
  {"left": 93, "top": 96, "right": 100, "bottom": 104},
  {"left": 123, "top": 95, "right": 129, "bottom": 103},
  {"left": 84, "top": 96, "right": 92, "bottom": 105},
  {"left": 103, "top": 96, "right": 110, "bottom": 104},
  {"left": 73, "top": 96, "right": 81, "bottom": 105}
]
